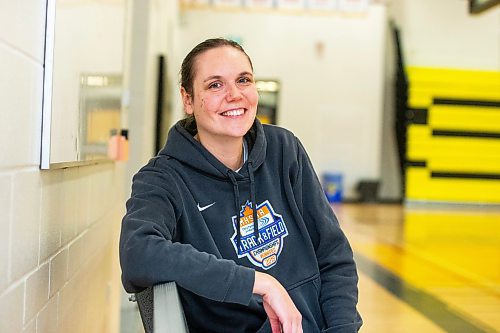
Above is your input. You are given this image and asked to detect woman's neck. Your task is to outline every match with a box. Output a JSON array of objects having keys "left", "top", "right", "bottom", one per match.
[{"left": 195, "top": 133, "right": 243, "bottom": 171}]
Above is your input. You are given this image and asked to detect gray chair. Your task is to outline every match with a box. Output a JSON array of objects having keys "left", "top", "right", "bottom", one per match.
[{"left": 130, "top": 282, "right": 189, "bottom": 333}]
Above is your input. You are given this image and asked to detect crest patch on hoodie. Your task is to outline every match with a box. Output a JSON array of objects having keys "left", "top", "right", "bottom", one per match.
[{"left": 230, "top": 200, "right": 288, "bottom": 269}]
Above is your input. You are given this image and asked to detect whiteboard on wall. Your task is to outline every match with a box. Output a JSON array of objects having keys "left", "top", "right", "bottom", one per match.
[{"left": 41, "top": 0, "right": 127, "bottom": 169}]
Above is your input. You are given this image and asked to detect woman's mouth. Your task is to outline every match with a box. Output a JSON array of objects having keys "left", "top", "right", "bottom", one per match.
[{"left": 221, "top": 108, "right": 245, "bottom": 117}]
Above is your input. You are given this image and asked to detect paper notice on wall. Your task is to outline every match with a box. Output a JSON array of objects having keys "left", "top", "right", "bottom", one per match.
[
  {"left": 244, "top": 0, "right": 274, "bottom": 8},
  {"left": 308, "top": 0, "right": 338, "bottom": 10},
  {"left": 213, "top": 0, "right": 242, "bottom": 7},
  {"left": 276, "top": 0, "right": 306, "bottom": 10},
  {"left": 180, "top": 0, "right": 210, "bottom": 6},
  {"left": 337, "top": 0, "right": 369, "bottom": 12}
]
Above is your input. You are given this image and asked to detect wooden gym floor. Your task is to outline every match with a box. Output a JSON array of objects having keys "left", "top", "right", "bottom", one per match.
[{"left": 336, "top": 203, "right": 500, "bottom": 333}]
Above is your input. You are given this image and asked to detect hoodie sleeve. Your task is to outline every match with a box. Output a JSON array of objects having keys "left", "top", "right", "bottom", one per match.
[
  {"left": 119, "top": 164, "right": 255, "bottom": 306},
  {"left": 294, "top": 139, "right": 362, "bottom": 332}
]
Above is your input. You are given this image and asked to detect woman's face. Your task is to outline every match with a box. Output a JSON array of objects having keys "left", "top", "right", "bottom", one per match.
[{"left": 181, "top": 46, "right": 258, "bottom": 142}]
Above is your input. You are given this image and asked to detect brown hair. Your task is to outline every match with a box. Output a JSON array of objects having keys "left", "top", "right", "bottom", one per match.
[{"left": 180, "top": 38, "right": 253, "bottom": 97}]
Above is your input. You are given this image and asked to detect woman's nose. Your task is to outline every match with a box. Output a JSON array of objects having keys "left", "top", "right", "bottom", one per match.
[{"left": 226, "top": 83, "right": 242, "bottom": 101}]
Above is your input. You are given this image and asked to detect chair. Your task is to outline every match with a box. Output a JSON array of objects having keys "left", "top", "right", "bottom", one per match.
[{"left": 130, "top": 282, "right": 189, "bottom": 333}]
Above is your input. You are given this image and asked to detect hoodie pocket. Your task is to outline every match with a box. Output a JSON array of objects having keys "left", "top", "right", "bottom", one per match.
[
  {"left": 286, "top": 275, "right": 324, "bottom": 332},
  {"left": 254, "top": 275, "right": 325, "bottom": 333}
]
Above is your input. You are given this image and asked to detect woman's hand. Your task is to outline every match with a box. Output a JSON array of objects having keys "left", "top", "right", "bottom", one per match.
[{"left": 253, "top": 271, "right": 303, "bottom": 333}]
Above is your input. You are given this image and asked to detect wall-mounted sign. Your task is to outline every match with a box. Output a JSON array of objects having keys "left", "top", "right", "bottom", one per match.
[
  {"left": 213, "top": 0, "right": 242, "bottom": 7},
  {"left": 180, "top": 0, "right": 373, "bottom": 13},
  {"left": 338, "top": 0, "right": 369, "bottom": 12},
  {"left": 276, "top": 0, "right": 305, "bottom": 10},
  {"left": 308, "top": 0, "right": 338, "bottom": 10},
  {"left": 244, "top": 0, "right": 274, "bottom": 9},
  {"left": 180, "top": 0, "right": 210, "bottom": 6}
]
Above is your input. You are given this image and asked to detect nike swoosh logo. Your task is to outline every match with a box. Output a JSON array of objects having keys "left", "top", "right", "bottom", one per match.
[{"left": 197, "top": 202, "right": 216, "bottom": 212}]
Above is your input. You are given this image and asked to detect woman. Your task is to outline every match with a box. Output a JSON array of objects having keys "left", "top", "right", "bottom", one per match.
[{"left": 120, "top": 38, "right": 362, "bottom": 333}]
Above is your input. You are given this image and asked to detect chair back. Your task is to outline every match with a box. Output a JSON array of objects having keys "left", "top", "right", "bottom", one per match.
[{"left": 133, "top": 282, "right": 189, "bottom": 333}]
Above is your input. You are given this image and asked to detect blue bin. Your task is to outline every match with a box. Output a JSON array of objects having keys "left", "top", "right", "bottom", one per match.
[{"left": 322, "top": 172, "right": 343, "bottom": 203}]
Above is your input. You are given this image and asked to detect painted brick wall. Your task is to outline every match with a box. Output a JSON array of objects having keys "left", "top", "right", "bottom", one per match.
[{"left": 0, "top": 2, "right": 123, "bottom": 332}]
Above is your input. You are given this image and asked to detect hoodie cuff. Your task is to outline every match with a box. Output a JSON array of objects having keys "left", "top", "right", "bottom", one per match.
[{"left": 223, "top": 266, "right": 255, "bottom": 305}]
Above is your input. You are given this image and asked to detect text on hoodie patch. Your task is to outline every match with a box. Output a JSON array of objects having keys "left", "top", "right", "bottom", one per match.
[{"left": 230, "top": 200, "right": 288, "bottom": 269}]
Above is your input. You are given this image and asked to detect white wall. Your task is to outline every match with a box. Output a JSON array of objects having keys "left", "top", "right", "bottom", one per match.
[
  {"left": 390, "top": 0, "right": 500, "bottom": 69},
  {"left": 0, "top": 1, "right": 124, "bottom": 332},
  {"left": 174, "top": 6, "right": 387, "bottom": 198}
]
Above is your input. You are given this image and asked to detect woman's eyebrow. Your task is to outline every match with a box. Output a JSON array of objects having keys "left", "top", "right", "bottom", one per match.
[
  {"left": 203, "top": 75, "right": 222, "bottom": 83},
  {"left": 240, "top": 71, "right": 253, "bottom": 76},
  {"left": 203, "top": 72, "right": 254, "bottom": 83}
]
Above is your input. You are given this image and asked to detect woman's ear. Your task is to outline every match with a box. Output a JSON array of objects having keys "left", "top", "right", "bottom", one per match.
[{"left": 181, "top": 87, "right": 194, "bottom": 115}]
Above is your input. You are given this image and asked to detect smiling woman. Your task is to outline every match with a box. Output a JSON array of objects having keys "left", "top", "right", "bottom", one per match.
[
  {"left": 180, "top": 45, "right": 259, "bottom": 170},
  {"left": 120, "top": 38, "right": 362, "bottom": 333}
]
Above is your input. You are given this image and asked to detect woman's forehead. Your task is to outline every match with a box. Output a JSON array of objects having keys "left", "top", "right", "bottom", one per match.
[{"left": 193, "top": 46, "right": 252, "bottom": 79}]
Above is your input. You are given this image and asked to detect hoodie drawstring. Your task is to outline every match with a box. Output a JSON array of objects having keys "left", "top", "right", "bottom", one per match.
[
  {"left": 227, "top": 172, "right": 242, "bottom": 251},
  {"left": 228, "top": 162, "right": 259, "bottom": 254},
  {"left": 247, "top": 162, "right": 259, "bottom": 240}
]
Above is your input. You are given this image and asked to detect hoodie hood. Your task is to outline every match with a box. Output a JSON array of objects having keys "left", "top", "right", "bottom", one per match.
[
  {"left": 159, "top": 118, "right": 267, "bottom": 248},
  {"left": 159, "top": 118, "right": 267, "bottom": 180}
]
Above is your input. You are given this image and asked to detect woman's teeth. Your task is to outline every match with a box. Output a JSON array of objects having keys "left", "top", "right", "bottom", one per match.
[{"left": 221, "top": 109, "right": 244, "bottom": 116}]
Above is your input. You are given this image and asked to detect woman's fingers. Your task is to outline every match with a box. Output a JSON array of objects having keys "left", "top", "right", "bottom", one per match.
[
  {"left": 294, "top": 318, "right": 303, "bottom": 333},
  {"left": 281, "top": 314, "right": 302, "bottom": 333},
  {"left": 272, "top": 296, "right": 301, "bottom": 333},
  {"left": 254, "top": 272, "right": 302, "bottom": 333},
  {"left": 269, "top": 319, "right": 282, "bottom": 333},
  {"left": 265, "top": 289, "right": 301, "bottom": 332},
  {"left": 281, "top": 307, "right": 302, "bottom": 333},
  {"left": 263, "top": 301, "right": 282, "bottom": 333}
]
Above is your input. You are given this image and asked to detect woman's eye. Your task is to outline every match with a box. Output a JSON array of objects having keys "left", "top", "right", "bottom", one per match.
[
  {"left": 238, "top": 77, "right": 252, "bottom": 84},
  {"left": 208, "top": 82, "right": 222, "bottom": 89}
]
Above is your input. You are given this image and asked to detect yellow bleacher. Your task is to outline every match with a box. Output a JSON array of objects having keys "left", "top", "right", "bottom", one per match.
[{"left": 405, "top": 67, "right": 500, "bottom": 204}]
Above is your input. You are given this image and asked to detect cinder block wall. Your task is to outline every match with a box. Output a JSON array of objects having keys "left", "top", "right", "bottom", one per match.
[{"left": 0, "top": 2, "right": 124, "bottom": 333}]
